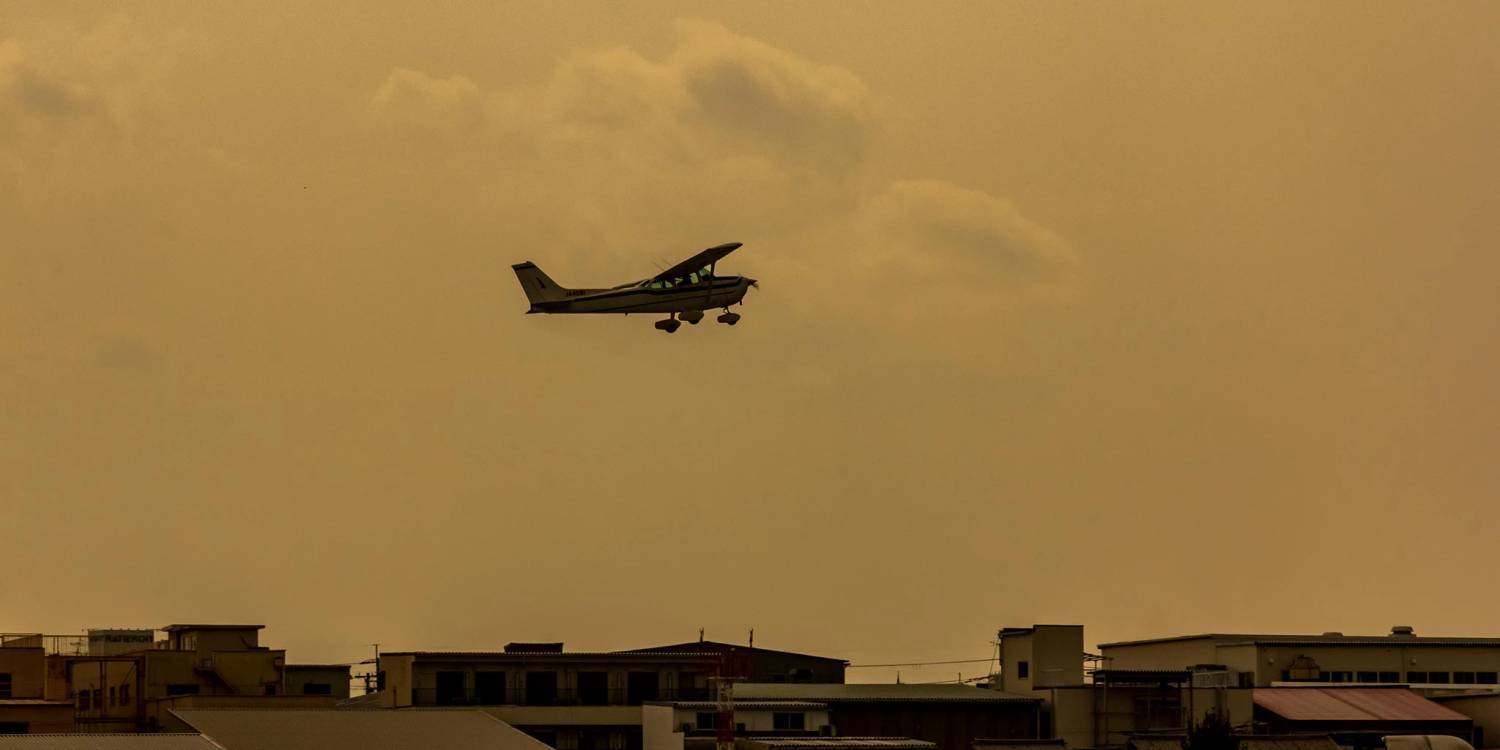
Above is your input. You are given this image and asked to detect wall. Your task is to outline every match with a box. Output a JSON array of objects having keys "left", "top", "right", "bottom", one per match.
[
  {"left": 1032, "top": 627, "right": 1084, "bottom": 689},
  {"left": 829, "top": 701, "right": 1038, "bottom": 750},
  {"left": 1258, "top": 645, "right": 1500, "bottom": 687},
  {"left": 1048, "top": 685, "right": 1253, "bottom": 748},
  {"left": 205, "top": 650, "right": 284, "bottom": 694},
  {"left": 1100, "top": 640, "right": 1221, "bottom": 672},
  {"left": 379, "top": 654, "right": 414, "bottom": 708},
  {"left": 0, "top": 702, "right": 75, "bottom": 733},
  {"left": 1434, "top": 695, "right": 1500, "bottom": 749},
  {"left": 0, "top": 648, "right": 46, "bottom": 699},
  {"left": 285, "top": 666, "right": 351, "bottom": 699},
  {"left": 1002, "top": 633, "right": 1034, "bottom": 693},
  {"left": 643, "top": 704, "right": 685, "bottom": 750}
]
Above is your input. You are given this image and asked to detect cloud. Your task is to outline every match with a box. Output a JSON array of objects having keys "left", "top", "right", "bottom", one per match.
[
  {"left": 365, "top": 21, "right": 1077, "bottom": 341},
  {"left": 368, "top": 68, "right": 485, "bottom": 136}
]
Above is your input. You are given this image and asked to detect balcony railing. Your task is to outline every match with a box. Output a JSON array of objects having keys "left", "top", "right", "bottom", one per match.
[{"left": 411, "top": 686, "right": 714, "bottom": 707}]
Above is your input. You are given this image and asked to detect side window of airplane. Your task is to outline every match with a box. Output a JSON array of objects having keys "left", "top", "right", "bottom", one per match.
[
  {"left": 649, "top": 281, "right": 664, "bottom": 290},
  {"left": 688, "top": 272, "right": 700, "bottom": 284}
]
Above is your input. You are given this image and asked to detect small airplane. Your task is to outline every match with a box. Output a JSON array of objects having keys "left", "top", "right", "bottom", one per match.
[{"left": 512, "top": 242, "right": 757, "bottom": 333}]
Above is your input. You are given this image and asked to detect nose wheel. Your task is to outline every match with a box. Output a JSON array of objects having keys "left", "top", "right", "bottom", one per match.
[
  {"left": 717, "top": 311, "right": 741, "bottom": 326},
  {"left": 654, "top": 316, "right": 682, "bottom": 334}
]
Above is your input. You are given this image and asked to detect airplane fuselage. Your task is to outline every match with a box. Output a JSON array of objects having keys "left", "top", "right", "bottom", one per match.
[{"left": 527, "top": 276, "right": 754, "bottom": 315}]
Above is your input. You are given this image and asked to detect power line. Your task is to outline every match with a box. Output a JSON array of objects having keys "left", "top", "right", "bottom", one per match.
[{"left": 847, "top": 658, "right": 994, "bottom": 668}]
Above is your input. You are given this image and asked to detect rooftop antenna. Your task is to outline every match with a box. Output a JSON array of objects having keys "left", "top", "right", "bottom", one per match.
[
  {"left": 749, "top": 629, "right": 754, "bottom": 649},
  {"left": 699, "top": 628, "right": 705, "bottom": 643}
]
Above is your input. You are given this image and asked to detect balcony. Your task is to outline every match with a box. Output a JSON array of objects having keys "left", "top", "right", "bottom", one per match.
[{"left": 412, "top": 686, "right": 714, "bottom": 707}]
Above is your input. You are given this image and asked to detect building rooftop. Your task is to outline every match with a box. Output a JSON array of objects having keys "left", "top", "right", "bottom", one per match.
[
  {"left": 1253, "top": 687, "right": 1473, "bottom": 723},
  {"left": 1101, "top": 631, "right": 1500, "bottom": 649},
  {"left": 0, "top": 736, "right": 219, "bottom": 750},
  {"left": 734, "top": 683, "right": 1037, "bottom": 703},
  {"left": 172, "top": 708, "right": 550, "bottom": 750},
  {"left": 380, "top": 650, "right": 720, "bottom": 659},
  {"left": 161, "top": 624, "right": 264, "bottom": 632},
  {"left": 624, "top": 640, "right": 849, "bottom": 665}
]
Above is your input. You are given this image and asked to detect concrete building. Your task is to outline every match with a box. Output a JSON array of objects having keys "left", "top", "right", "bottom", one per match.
[
  {"left": 1099, "top": 628, "right": 1500, "bottom": 689},
  {"left": 730, "top": 683, "right": 1041, "bottom": 750},
  {"left": 642, "top": 699, "right": 834, "bottom": 750},
  {"left": 995, "top": 625, "right": 1253, "bottom": 749},
  {"left": 283, "top": 665, "right": 352, "bottom": 699},
  {"left": 374, "top": 640, "right": 847, "bottom": 750},
  {"left": 0, "top": 636, "right": 77, "bottom": 734},
  {"left": 69, "top": 624, "right": 294, "bottom": 732}
]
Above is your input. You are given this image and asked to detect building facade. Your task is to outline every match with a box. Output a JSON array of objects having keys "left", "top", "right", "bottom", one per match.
[{"left": 1099, "top": 628, "right": 1500, "bottom": 690}]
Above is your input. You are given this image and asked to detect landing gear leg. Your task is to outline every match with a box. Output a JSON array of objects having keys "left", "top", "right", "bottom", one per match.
[
  {"left": 716, "top": 309, "right": 741, "bottom": 326},
  {"left": 654, "top": 314, "right": 682, "bottom": 334}
]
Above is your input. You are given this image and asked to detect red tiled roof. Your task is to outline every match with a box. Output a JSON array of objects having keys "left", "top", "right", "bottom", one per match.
[{"left": 1254, "top": 688, "right": 1472, "bottom": 722}]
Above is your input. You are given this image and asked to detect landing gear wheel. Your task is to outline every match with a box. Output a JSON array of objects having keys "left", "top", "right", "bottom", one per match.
[
  {"left": 716, "top": 312, "right": 741, "bottom": 326},
  {"left": 655, "top": 318, "right": 682, "bottom": 334}
]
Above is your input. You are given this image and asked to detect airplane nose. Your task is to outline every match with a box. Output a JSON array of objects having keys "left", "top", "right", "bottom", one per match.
[{"left": 745, "top": 277, "right": 758, "bottom": 289}]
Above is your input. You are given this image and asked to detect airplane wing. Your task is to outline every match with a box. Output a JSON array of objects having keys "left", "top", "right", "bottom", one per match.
[{"left": 650, "top": 242, "right": 743, "bottom": 282}]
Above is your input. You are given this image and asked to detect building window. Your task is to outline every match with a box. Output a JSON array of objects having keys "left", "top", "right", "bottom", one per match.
[
  {"left": 525, "top": 671, "right": 558, "bottom": 706},
  {"left": 109, "top": 686, "right": 117, "bottom": 705},
  {"left": 1356, "top": 672, "right": 1379, "bottom": 683},
  {"left": 0, "top": 723, "right": 30, "bottom": 735},
  {"left": 79, "top": 691, "right": 91, "bottom": 710},
  {"left": 577, "top": 671, "right": 608, "bottom": 705},
  {"left": 264, "top": 684, "right": 277, "bottom": 696},
  {"left": 1018, "top": 661, "right": 1030, "bottom": 679},
  {"left": 1328, "top": 671, "right": 1353, "bottom": 683},
  {"left": 0, "top": 673, "right": 11, "bottom": 699},
  {"left": 1379, "top": 672, "right": 1400, "bottom": 682},
  {"left": 696, "top": 712, "right": 717, "bottom": 731},
  {"left": 303, "top": 683, "right": 332, "bottom": 695},
  {"left": 119, "top": 684, "right": 130, "bottom": 704},
  {"left": 1407, "top": 672, "right": 1428, "bottom": 684},
  {"left": 1428, "top": 672, "right": 1450, "bottom": 684},
  {"left": 773, "top": 713, "right": 806, "bottom": 731},
  {"left": 166, "top": 684, "right": 200, "bottom": 696},
  {"left": 437, "top": 671, "right": 468, "bottom": 705},
  {"left": 1455, "top": 672, "right": 1476, "bottom": 685},
  {"left": 476, "top": 671, "right": 507, "bottom": 704},
  {"left": 626, "top": 671, "right": 659, "bottom": 705},
  {"left": 1479, "top": 672, "right": 1498, "bottom": 685}
]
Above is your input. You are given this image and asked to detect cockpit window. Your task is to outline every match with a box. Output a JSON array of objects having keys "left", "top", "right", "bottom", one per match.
[{"left": 649, "top": 281, "right": 663, "bottom": 290}]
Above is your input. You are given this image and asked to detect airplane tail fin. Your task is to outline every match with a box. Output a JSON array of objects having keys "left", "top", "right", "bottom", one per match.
[{"left": 512, "top": 262, "right": 569, "bottom": 311}]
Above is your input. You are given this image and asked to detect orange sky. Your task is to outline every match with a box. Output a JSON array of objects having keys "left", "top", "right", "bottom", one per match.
[{"left": 3, "top": 2, "right": 1498, "bottom": 683}]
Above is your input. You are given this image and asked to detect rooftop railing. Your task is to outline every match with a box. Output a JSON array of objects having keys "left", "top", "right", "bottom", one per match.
[{"left": 0, "top": 633, "right": 89, "bottom": 655}]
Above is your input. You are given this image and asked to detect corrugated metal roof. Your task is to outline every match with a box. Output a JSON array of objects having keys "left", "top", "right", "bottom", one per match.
[
  {"left": 173, "top": 709, "right": 552, "bottom": 750},
  {"left": 1254, "top": 688, "right": 1473, "bottom": 722},
  {"left": 734, "top": 684, "right": 1037, "bottom": 703},
  {"left": 0, "top": 736, "right": 220, "bottom": 750}
]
